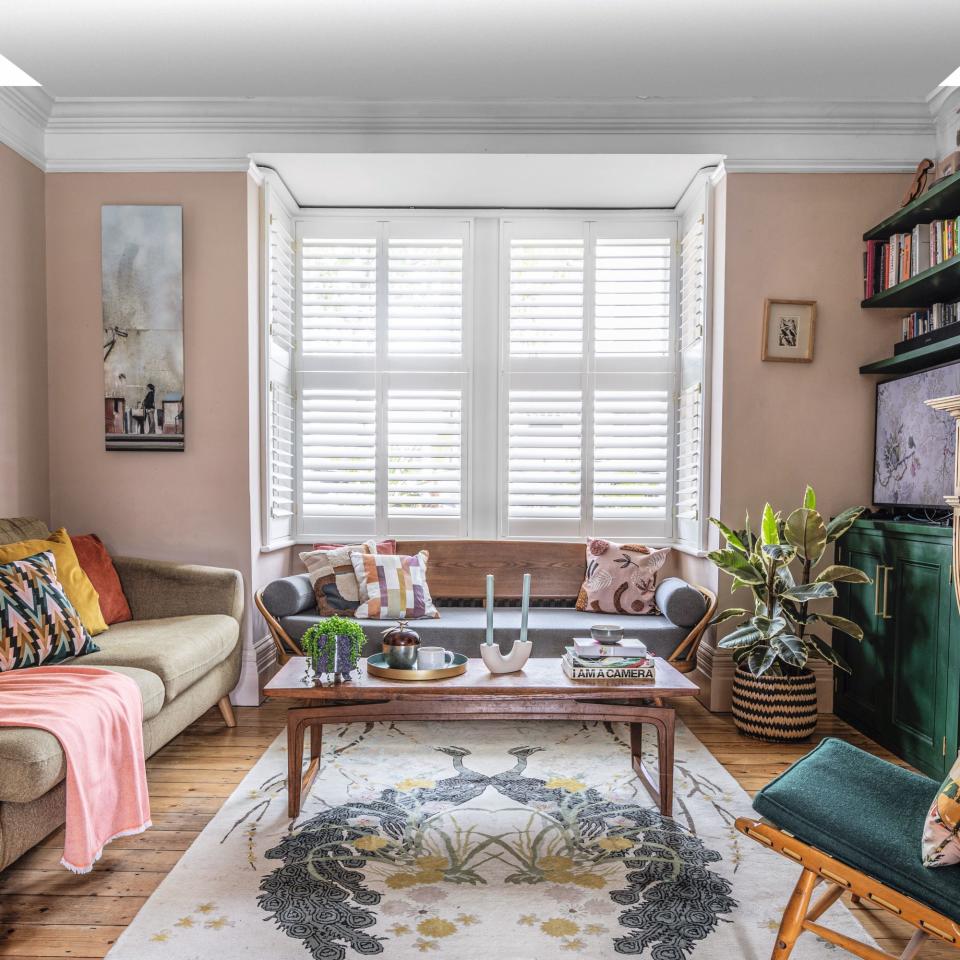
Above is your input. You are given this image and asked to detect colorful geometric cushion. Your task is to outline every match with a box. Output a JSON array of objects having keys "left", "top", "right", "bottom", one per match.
[
  {"left": 70, "top": 533, "right": 133, "bottom": 625},
  {"left": 300, "top": 540, "right": 392, "bottom": 617},
  {"left": 0, "top": 529, "right": 108, "bottom": 635},
  {"left": 0, "top": 552, "right": 100, "bottom": 671},
  {"left": 351, "top": 551, "right": 439, "bottom": 620},
  {"left": 922, "top": 754, "right": 960, "bottom": 867},
  {"left": 576, "top": 539, "right": 670, "bottom": 615}
]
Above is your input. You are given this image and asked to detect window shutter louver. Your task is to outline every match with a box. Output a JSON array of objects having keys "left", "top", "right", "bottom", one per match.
[
  {"left": 301, "top": 237, "right": 377, "bottom": 355},
  {"left": 593, "top": 389, "right": 669, "bottom": 519},
  {"left": 301, "top": 386, "right": 377, "bottom": 521},
  {"left": 595, "top": 238, "right": 672, "bottom": 356},
  {"left": 675, "top": 385, "right": 702, "bottom": 521},
  {"left": 388, "top": 389, "right": 462, "bottom": 517},
  {"left": 388, "top": 239, "right": 463, "bottom": 356},
  {"left": 509, "top": 239, "right": 584, "bottom": 357},
  {"left": 263, "top": 185, "right": 298, "bottom": 548},
  {"left": 508, "top": 390, "right": 582, "bottom": 520},
  {"left": 679, "top": 221, "right": 704, "bottom": 349}
]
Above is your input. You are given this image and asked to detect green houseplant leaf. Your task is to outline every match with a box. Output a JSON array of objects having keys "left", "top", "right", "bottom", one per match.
[
  {"left": 707, "top": 549, "right": 765, "bottom": 585},
  {"left": 747, "top": 644, "right": 778, "bottom": 676},
  {"left": 709, "top": 517, "right": 748, "bottom": 555},
  {"left": 717, "top": 624, "right": 764, "bottom": 649},
  {"left": 760, "top": 503, "right": 779, "bottom": 546},
  {"left": 814, "top": 565, "right": 872, "bottom": 584},
  {"left": 783, "top": 507, "right": 827, "bottom": 564},
  {"left": 772, "top": 634, "right": 808, "bottom": 668},
  {"left": 710, "top": 607, "right": 750, "bottom": 626},
  {"left": 810, "top": 612, "right": 864, "bottom": 640},
  {"left": 804, "top": 634, "right": 853, "bottom": 674},
  {"left": 803, "top": 485, "right": 817, "bottom": 510},
  {"left": 825, "top": 506, "right": 866, "bottom": 543},
  {"left": 781, "top": 582, "right": 837, "bottom": 603}
]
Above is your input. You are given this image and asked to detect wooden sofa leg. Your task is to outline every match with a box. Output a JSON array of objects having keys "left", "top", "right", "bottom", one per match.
[
  {"left": 772, "top": 868, "right": 818, "bottom": 959},
  {"left": 217, "top": 696, "right": 237, "bottom": 728}
]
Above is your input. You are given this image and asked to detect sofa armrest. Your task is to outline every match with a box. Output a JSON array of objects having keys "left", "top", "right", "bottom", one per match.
[{"left": 112, "top": 556, "right": 244, "bottom": 625}]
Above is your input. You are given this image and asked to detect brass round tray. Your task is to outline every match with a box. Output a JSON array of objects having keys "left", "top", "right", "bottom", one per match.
[{"left": 365, "top": 652, "right": 468, "bottom": 681}]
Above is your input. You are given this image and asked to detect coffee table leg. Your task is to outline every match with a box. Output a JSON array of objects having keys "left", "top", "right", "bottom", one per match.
[
  {"left": 287, "top": 711, "right": 325, "bottom": 819},
  {"left": 630, "top": 707, "right": 676, "bottom": 817}
]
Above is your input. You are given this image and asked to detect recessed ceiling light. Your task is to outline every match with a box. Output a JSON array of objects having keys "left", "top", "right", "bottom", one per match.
[
  {"left": 0, "top": 54, "right": 39, "bottom": 86},
  {"left": 941, "top": 65, "right": 960, "bottom": 87}
]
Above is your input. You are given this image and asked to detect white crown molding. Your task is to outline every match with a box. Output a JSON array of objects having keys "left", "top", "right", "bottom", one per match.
[
  {"left": 932, "top": 86, "right": 960, "bottom": 158},
  {"left": 0, "top": 88, "right": 52, "bottom": 169},
  {"left": 43, "top": 156, "right": 255, "bottom": 173},
  {"left": 0, "top": 92, "right": 945, "bottom": 172}
]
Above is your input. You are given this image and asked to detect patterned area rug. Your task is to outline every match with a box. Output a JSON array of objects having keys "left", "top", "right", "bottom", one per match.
[{"left": 107, "top": 719, "right": 871, "bottom": 959}]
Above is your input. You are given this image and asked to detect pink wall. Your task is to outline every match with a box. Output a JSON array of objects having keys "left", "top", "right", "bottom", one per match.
[
  {"left": 0, "top": 144, "right": 48, "bottom": 521},
  {"left": 717, "top": 172, "right": 908, "bottom": 532},
  {"left": 44, "top": 172, "right": 253, "bottom": 580}
]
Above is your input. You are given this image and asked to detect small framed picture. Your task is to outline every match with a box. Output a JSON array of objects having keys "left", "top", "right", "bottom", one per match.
[{"left": 762, "top": 298, "right": 816, "bottom": 363}]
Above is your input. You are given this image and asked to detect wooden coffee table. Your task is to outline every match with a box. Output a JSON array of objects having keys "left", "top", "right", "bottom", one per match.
[{"left": 264, "top": 657, "right": 699, "bottom": 819}]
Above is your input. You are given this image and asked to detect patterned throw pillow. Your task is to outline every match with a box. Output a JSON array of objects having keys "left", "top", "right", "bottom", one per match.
[
  {"left": 922, "top": 754, "right": 960, "bottom": 867},
  {"left": 300, "top": 540, "right": 394, "bottom": 617},
  {"left": 576, "top": 539, "right": 671, "bottom": 615},
  {"left": 0, "top": 552, "right": 100, "bottom": 671},
  {"left": 351, "top": 551, "right": 439, "bottom": 620}
]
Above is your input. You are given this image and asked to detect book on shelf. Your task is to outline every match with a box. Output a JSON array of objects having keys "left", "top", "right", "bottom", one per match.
[
  {"left": 863, "top": 217, "right": 960, "bottom": 298},
  {"left": 571, "top": 636, "right": 649, "bottom": 658},
  {"left": 895, "top": 300, "right": 960, "bottom": 347}
]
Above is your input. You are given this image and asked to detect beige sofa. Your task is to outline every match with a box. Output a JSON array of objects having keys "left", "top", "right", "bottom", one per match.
[{"left": 0, "top": 518, "right": 243, "bottom": 870}]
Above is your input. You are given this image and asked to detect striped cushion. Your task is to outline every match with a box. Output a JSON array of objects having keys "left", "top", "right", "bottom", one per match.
[{"left": 351, "top": 551, "right": 439, "bottom": 620}]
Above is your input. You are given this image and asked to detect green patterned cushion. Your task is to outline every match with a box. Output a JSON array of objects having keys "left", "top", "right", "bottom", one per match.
[{"left": 0, "top": 551, "right": 99, "bottom": 671}]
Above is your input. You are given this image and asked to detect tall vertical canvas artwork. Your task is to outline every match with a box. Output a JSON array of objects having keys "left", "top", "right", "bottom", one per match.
[{"left": 102, "top": 205, "right": 184, "bottom": 451}]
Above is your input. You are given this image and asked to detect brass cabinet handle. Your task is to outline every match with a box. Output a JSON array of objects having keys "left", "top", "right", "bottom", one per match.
[
  {"left": 879, "top": 565, "right": 893, "bottom": 620},
  {"left": 874, "top": 565, "right": 882, "bottom": 617}
]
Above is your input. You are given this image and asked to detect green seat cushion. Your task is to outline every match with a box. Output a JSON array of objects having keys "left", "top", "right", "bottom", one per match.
[
  {"left": 0, "top": 665, "right": 164, "bottom": 803},
  {"left": 75, "top": 614, "right": 238, "bottom": 701},
  {"left": 753, "top": 737, "right": 960, "bottom": 922}
]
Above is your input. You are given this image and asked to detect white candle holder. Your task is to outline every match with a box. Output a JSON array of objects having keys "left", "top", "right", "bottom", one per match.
[{"left": 480, "top": 572, "right": 533, "bottom": 674}]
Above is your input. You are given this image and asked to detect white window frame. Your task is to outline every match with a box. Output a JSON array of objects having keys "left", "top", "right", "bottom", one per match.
[{"left": 265, "top": 203, "right": 708, "bottom": 549}]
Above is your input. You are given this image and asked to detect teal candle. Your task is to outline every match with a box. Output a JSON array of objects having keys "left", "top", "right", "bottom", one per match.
[
  {"left": 485, "top": 574, "right": 495, "bottom": 645},
  {"left": 519, "top": 573, "right": 531, "bottom": 644}
]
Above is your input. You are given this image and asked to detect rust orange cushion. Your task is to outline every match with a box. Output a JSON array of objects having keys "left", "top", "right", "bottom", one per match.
[{"left": 70, "top": 534, "right": 133, "bottom": 626}]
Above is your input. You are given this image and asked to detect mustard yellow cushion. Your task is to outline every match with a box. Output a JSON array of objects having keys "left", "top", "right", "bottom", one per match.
[{"left": 0, "top": 528, "right": 108, "bottom": 635}]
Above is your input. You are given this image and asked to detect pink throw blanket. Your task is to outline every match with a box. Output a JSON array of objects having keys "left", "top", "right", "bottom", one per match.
[{"left": 0, "top": 666, "right": 151, "bottom": 872}]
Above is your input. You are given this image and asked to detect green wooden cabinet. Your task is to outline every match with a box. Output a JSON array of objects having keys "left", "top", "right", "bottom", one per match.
[{"left": 833, "top": 519, "right": 960, "bottom": 780}]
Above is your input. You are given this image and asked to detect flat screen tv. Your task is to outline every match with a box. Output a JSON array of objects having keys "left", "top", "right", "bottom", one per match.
[{"left": 874, "top": 360, "right": 960, "bottom": 509}]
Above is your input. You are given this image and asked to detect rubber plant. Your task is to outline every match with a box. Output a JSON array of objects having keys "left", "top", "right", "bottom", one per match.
[
  {"left": 708, "top": 486, "right": 872, "bottom": 677},
  {"left": 301, "top": 615, "right": 366, "bottom": 678}
]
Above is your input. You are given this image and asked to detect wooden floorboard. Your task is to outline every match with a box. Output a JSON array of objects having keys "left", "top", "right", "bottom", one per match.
[{"left": 0, "top": 699, "right": 953, "bottom": 959}]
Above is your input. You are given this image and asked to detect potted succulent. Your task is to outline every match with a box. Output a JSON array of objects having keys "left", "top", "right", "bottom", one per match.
[
  {"left": 709, "top": 486, "right": 871, "bottom": 742},
  {"left": 301, "top": 615, "right": 367, "bottom": 683}
]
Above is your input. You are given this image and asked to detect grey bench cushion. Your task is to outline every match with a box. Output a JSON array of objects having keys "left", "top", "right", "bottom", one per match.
[{"left": 279, "top": 605, "right": 689, "bottom": 659}]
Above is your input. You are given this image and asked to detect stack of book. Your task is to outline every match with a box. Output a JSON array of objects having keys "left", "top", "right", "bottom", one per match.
[
  {"left": 561, "top": 637, "right": 655, "bottom": 682},
  {"left": 863, "top": 217, "right": 960, "bottom": 297}
]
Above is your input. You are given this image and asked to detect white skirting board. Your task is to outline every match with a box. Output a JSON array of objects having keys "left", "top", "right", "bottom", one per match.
[{"left": 230, "top": 632, "right": 279, "bottom": 706}]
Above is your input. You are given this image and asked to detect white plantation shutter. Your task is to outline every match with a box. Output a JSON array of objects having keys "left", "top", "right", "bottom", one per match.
[
  {"left": 675, "top": 205, "right": 708, "bottom": 547},
  {"left": 595, "top": 238, "right": 671, "bottom": 356},
  {"left": 301, "top": 236, "right": 377, "bottom": 356},
  {"left": 389, "top": 239, "right": 463, "bottom": 356},
  {"left": 593, "top": 388, "right": 669, "bottom": 521},
  {"left": 679, "top": 220, "right": 704, "bottom": 350},
  {"left": 262, "top": 182, "right": 297, "bottom": 547},
  {"left": 295, "top": 218, "right": 470, "bottom": 538},
  {"left": 508, "top": 389, "right": 582, "bottom": 527},
  {"left": 388, "top": 387, "right": 462, "bottom": 522},
  {"left": 509, "top": 238, "right": 584, "bottom": 357},
  {"left": 300, "top": 382, "right": 377, "bottom": 530},
  {"left": 675, "top": 384, "right": 701, "bottom": 521}
]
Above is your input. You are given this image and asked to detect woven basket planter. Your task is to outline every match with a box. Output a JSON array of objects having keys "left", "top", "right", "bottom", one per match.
[{"left": 730, "top": 667, "right": 818, "bottom": 742}]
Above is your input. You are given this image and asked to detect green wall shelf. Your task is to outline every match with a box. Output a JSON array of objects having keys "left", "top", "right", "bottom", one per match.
[
  {"left": 861, "top": 254, "right": 960, "bottom": 309},
  {"left": 864, "top": 169, "right": 960, "bottom": 241},
  {"left": 859, "top": 331, "right": 960, "bottom": 374}
]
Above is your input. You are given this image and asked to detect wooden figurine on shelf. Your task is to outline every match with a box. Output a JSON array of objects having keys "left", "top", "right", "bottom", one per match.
[{"left": 901, "top": 158, "right": 934, "bottom": 207}]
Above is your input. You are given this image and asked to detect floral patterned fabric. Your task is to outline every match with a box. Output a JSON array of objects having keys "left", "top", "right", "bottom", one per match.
[
  {"left": 922, "top": 754, "right": 960, "bottom": 867},
  {"left": 576, "top": 539, "right": 670, "bottom": 615},
  {"left": 0, "top": 551, "right": 99, "bottom": 671}
]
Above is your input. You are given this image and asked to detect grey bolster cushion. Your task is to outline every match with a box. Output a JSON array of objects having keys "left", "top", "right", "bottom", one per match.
[
  {"left": 262, "top": 573, "right": 315, "bottom": 618},
  {"left": 655, "top": 577, "right": 708, "bottom": 628}
]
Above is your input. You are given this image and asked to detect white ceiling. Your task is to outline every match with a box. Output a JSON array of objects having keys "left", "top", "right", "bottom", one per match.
[
  {"left": 3, "top": 0, "right": 959, "bottom": 101},
  {"left": 257, "top": 153, "right": 722, "bottom": 208}
]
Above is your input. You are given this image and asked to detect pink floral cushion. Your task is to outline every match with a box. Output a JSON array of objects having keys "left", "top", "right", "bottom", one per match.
[
  {"left": 922, "top": 754, "right": 960, "bottom": 868},
  {"left": 576, "top": 539, "right": 670, "bottom": 615}
]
